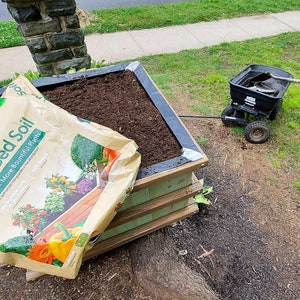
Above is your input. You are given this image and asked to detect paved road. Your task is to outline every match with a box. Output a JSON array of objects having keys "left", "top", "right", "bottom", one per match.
[{"left": 0, "top": 0, "right": 194, "bottom": 21}]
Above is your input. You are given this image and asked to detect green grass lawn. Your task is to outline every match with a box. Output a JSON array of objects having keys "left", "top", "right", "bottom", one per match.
[
  {"left": 1, "top": 0, "right": 300, "bottom": 48},
  {"left": 84, "top": 0, "right": 300, "bottom": 34}
]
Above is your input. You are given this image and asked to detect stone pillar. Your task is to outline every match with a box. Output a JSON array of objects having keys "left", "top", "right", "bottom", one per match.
[{"left": 2, "top": 0, "right": 91, "bottom": 76}]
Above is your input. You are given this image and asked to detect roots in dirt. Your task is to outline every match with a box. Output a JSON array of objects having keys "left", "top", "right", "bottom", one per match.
[{"left": 128, "top": 230, "right": 220, "bottom": 300}]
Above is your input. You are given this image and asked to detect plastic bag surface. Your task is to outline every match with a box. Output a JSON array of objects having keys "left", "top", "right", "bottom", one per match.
[{"left": 0, "top": 76, "right": 141, "bottom": 278}]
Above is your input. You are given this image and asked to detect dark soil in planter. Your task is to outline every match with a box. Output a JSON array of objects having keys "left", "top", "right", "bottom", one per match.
[{"left": 41, "top": 71, "right": 182, "bottom": 169}]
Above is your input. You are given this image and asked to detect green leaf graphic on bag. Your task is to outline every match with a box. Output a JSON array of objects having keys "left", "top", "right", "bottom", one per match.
[
  {"left": 71, "top": 134, "right": 104, "bottom": 170},
  {"left": 0, "top": 235, "right": 34, "bottom": 256}
]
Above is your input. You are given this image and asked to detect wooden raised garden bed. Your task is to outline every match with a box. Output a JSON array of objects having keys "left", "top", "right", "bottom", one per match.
[{"left": 0, "top": 61, "right": 208, "bottom": 259}]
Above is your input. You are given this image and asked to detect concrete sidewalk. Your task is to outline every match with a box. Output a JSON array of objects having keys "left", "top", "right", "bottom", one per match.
[{"left": 0, "top": 11, "right": 299, "bottom": 81}]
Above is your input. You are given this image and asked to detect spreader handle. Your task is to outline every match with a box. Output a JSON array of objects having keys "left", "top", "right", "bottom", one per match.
[{"left": 269, "top": 73, "right": 300, "bottom": 83}]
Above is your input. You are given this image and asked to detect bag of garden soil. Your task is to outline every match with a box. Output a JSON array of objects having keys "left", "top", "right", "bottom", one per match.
[{"left": 0, "top": 76, "right": 141, "bottom": 279}]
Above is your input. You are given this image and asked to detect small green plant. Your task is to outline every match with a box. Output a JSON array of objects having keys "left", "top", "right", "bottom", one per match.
[
  {"left": 296, "top": 178, "right": 300, "bottom": 192},
  {"left": 91, "top": 59, "right": 106, "bottom": 69},
  {"left": 44, "top": 191, "right": 65, "bottom": 214},
  {"left": 198, "top": 137, "right": 209, "bottom": 146},
  {"left": 288, "top": 121, "right": 298, "bottom": 129},
  {"left": 194, "top": 179, "right": 213, "bottom": 205},
  {"left": 26, "top": 289, "right": 33, "bottom": 300},
  {"left": 277, "top": 152, "right": 286, "bottom": 159},
  {"left": 122, "top": 256, "right": 129, "bottom": 264},
  {"left": 0, "top": 78, "right": 12, "bottom": 88},
  {"left": 269, "top": 157, "right": 280, "bottom": 168},
  {"left": 15, "top": 69, "right": 41, "bottom": 81}
]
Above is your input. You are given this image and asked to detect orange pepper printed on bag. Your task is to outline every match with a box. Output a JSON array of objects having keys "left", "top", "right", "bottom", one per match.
[
  {"left": 48, "top": 222, "right": 81, "bottom": 263},
  {"left": 102, "top": 148, "right": 120, "bottom": 174}
]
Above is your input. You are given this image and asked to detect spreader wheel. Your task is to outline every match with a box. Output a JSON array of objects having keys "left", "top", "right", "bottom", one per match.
[
  {"left": 221, "top": 105, "right": 244, "bottom": 127},
  {"left": 244, "top": 121, "right": 270, "bottom": 144}
]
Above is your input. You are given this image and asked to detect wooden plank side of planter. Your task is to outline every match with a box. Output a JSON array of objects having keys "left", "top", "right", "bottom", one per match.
[
  {"left": 119, "top": 173, "right": 192, "bottom": 211},
  {"left": 100, "top": 198, "right": 190, "bottom": 241},
  {"left": 134, "top": 157, "right": 208, "bottom": 192},
  {"left": 106, "top": 178, "right": 202, "bottom": 230},
  {"left": 85, "top": 173, "right": 201, "bottom": 258},
  {"left": 84, "top": 199, "right": 199, "bottom": 260}
]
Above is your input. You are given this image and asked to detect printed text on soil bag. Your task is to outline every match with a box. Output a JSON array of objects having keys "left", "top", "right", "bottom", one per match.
[{"left": 0, "top": 129, "right": 45, "bottom": 193}]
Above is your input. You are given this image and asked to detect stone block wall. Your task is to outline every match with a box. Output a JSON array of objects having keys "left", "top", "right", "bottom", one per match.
[{"left": 2, "top": 0, "right": 91, "bottom": 76}]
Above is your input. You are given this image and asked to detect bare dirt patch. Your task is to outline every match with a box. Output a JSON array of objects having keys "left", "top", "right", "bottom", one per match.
[
  {"left": 169, "top": 88, "right": 300, "bottom": 299},
  {"left": 0, "top": 72, "right": 299, "bottom": 300}
]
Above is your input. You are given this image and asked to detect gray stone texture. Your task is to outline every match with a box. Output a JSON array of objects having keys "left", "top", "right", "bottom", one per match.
[
  {"left": 71, "top": 45, "right": 88, "bottom": 57},
  {"left": 25, "top": 36, "right": 48, "bottom": 53},
  {"left": 7, "top": 5, "right": 40, "bottom": 22},
  {"left": 34, "top": 48, "right": 73, "bottom": 64},
  {"left": 36, "top": 63, "right": 55, "bottom": 77},
  {"left": 60, "top": 14, "right": 81, "bottom": 29},
  {"left": 18, "top": 18, "right": 61, "bottom": 36},
  {"left": 4, "top": 0, "right": 91, "bottom": 75},
  {"left": 43, "top": 0, "right": 76, "bottom": 17},
  {"left": 56, "top": 56, "right": 91, "bottom": 73},
  {"left": 47, "top": 30, "right": 84, "bottom": 50}
]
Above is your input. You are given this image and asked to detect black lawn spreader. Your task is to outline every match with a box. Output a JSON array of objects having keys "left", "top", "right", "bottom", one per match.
[{"left": 180, "top": 64, "right": 299, "bottom": 144}]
